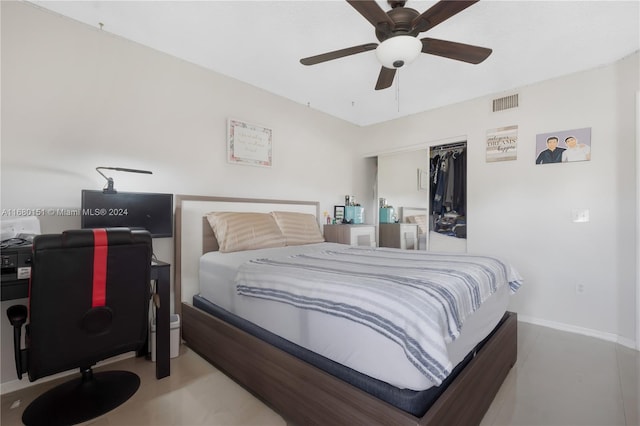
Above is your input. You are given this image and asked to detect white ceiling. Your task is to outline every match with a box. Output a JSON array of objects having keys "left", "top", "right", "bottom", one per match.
[{"left": 30, "top": 1, "right": 640, "bottom": 126}]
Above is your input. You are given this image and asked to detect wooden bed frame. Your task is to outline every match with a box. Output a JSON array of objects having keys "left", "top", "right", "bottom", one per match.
[{"left": 174, "top": 195, "right": 517, "bottom": 425}]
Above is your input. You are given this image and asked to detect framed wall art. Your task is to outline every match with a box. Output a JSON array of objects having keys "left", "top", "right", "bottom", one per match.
[
  {"left": 535, "top": 127, "right": 591, "bottom": 165},
  {"left": 486, "top": 125, "right": 518, "bottom": 162},
  {"left": 227, "top": 118, "right": 273, "bottom": 167}
]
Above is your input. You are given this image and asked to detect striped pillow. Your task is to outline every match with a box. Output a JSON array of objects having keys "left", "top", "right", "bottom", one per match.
[
  {"left": 206, "top": 212, "right": 285, "bottom": 253},
  {"left": 271, "top": 211, "right": 325, "bottom": 246}
]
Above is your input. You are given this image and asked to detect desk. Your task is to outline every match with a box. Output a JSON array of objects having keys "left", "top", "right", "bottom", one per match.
[
  {"left": 1, "top": 252, "right": 171, "bottom": 379},
  {"left": 0, "top": 278, "right": 29, "bottom": 301},
  {"left": 1, "top": 245, "right": 32, "bottom": 301},
  {"left": 151, "top": 260, "right": 171, "bottom": 379}
]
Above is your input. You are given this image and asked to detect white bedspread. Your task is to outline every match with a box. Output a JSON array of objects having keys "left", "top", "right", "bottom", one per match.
[
  {"left": 199, "top": 243, "right": 516, "bottom": 390},
  {"left": 236, "top": 246, "right": 522, "bottom": 386}
]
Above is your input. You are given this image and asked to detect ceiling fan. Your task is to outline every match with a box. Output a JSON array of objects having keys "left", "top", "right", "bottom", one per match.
[{"left": 300, "top": 0, "right": 492, "bottom": 90}]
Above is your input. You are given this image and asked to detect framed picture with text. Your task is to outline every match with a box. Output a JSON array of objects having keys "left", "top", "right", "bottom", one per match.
[
  {"left": 227, "top": 118, "right": 273, "bottom": 167},
  {"left": 334, "top": 206, "right": 345, "bottom": 223},
  {"left": 486, "top": 125, "right": 518, "bottom": 162}
]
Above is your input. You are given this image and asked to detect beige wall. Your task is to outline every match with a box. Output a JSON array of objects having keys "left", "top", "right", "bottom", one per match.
[{"left": 359, "top": 52, "right": 640, "bottom": 348}]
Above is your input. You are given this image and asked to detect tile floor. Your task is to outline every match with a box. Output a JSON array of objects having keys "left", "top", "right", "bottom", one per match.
[{"left": 2, "top": 321, "right": 638, "bottom": 426}]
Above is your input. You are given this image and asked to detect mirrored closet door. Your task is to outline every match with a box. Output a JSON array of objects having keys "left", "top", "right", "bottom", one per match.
[
  {"left": 377, "top": 149, "right": 429, "bottom": 250},
  {"left": 376, "top": 141, "right": 467, "bottom": 253},
  {"left": 428, "top": 142, "right": 467, "bottom": 253}
]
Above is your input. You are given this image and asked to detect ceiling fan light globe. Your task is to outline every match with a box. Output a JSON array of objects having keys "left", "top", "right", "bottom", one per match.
[{"left": 375, "top": 35, "right": 422, "bottom": 69}]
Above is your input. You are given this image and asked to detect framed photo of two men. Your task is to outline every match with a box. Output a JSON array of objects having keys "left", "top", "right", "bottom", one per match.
[{"left": 535, "top": 127, "right": 591, "bottom": 165}]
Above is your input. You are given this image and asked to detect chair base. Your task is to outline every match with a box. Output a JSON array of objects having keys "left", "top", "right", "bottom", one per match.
[{"left": 22, "top": 369, "right": 140, "bottom": 426}]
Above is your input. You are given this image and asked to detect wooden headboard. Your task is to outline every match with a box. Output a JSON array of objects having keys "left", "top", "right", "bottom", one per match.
[{"left": 174, "top": 195, "right": 320, "bottom": 316}]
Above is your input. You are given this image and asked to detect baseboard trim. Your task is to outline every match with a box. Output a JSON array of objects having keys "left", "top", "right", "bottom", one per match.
[{"left": 518, "top": 315, "right": 638, "bottom": 351}]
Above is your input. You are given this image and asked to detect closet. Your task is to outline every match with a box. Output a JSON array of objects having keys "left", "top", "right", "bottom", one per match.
[{"left": 429, "top": 142, "right": 467, "bottom": 251}]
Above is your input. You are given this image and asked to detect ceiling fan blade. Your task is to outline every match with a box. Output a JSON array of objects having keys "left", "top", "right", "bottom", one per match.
[
  {"left": 300, "top": 43, "right": 378, "bottom": 66},
  {"left": 412, "top": 0, "right": 479, "bottom": 33},
  {"left": 421, "top": 38, "right": 492, "bottom": 64},
  {"left": 346, "top": 0, "right": 394, "bottom": 29},
  {"left": 375, "top": 67, "right": 396, "bottom": 90}
]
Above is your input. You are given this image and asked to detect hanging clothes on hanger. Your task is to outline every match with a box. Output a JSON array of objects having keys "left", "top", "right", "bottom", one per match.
[
  {"left": 429, "top": 143, "right": 467, "bottom": 237},
  {"left": 453, "top": 149, "right": 466, "bottom": 216},
  {"left": 432, "top": 152, "right": 449, "bottom": 215}
]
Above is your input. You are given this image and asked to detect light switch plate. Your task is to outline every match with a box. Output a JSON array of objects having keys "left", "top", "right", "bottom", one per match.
[{"left": 571, "top": 208, "right": 590, "bottom": 223}]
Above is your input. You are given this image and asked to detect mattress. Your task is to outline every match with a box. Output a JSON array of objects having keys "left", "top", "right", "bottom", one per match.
[{"left": 198, "top": 242, "right": 510, "bottom": 391}]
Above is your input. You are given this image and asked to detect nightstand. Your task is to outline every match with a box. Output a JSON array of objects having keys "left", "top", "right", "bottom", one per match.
[
  {"left": 379, "top": 223, "right": 418, "bottom": 250},
  {"left": 323, "top": 224, "right": 376, "bottom": 247}
]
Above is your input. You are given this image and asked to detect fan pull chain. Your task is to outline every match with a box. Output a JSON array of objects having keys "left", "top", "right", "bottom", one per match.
[{"left": 396, "top": 70, "right": 401, "bottom": 112}]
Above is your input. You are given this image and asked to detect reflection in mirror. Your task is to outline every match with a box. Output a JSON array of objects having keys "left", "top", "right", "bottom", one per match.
[
  {"left": 377, "top": 149, "right": 429, "bottom": 250},
  {"left": 428, "top": 142, "right": 467, "bottom": 253},
  {"left": 376, "top": 142, "right": 467, "bottom": 253}
]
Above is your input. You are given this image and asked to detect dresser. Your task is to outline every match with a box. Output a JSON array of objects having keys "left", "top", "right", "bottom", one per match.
[
  {"left": 379, "top": 223, "right": 418, "bottom": 250},
  {"left": 323, "top": 224, "right": 376, "bottom": 247}
]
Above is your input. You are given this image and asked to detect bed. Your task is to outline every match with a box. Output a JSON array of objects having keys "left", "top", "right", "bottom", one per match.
[{"left": 175, "top": 195, "right": 521, "bottom": 425}]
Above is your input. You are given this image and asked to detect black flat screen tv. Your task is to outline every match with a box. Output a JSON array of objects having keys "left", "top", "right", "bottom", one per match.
[{"left": 81, "top": 190, "right": 173, "bottom": 238}]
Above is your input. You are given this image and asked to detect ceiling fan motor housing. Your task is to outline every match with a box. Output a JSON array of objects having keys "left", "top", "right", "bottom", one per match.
[
  {"left": 375, "top": 7, "right": 422, "bottom": 41},
  {"left": 374, "top": 6, "right": 424, "bottom": 69}
]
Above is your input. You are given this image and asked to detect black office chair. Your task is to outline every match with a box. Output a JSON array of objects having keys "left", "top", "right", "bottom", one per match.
[{"left": 7, "top": 228, "right": 152, "bottom": 426}]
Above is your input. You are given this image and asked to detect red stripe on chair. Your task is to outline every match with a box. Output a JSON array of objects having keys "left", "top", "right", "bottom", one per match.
[{"left": 92, "top": 229, "right": 108, "bottom": 307}]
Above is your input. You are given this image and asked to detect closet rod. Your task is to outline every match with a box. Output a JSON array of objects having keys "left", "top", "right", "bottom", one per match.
[{"left": 430, "top": 142, "right": 467, "bottom": 151}]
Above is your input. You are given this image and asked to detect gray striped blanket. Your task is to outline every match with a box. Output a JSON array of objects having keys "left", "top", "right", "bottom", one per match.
[{"left": 235, "top": 246, "right": 522, "bottom": 385}]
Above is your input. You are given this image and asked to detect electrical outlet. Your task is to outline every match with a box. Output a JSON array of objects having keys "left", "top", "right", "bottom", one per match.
[{"left": 575, "top": 283, "right": 585, "bottom": 294}]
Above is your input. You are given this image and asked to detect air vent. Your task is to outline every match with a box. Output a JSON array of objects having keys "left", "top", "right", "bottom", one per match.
[{"left": 492, "top": 94, "right": 519, "bottom": 112}]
